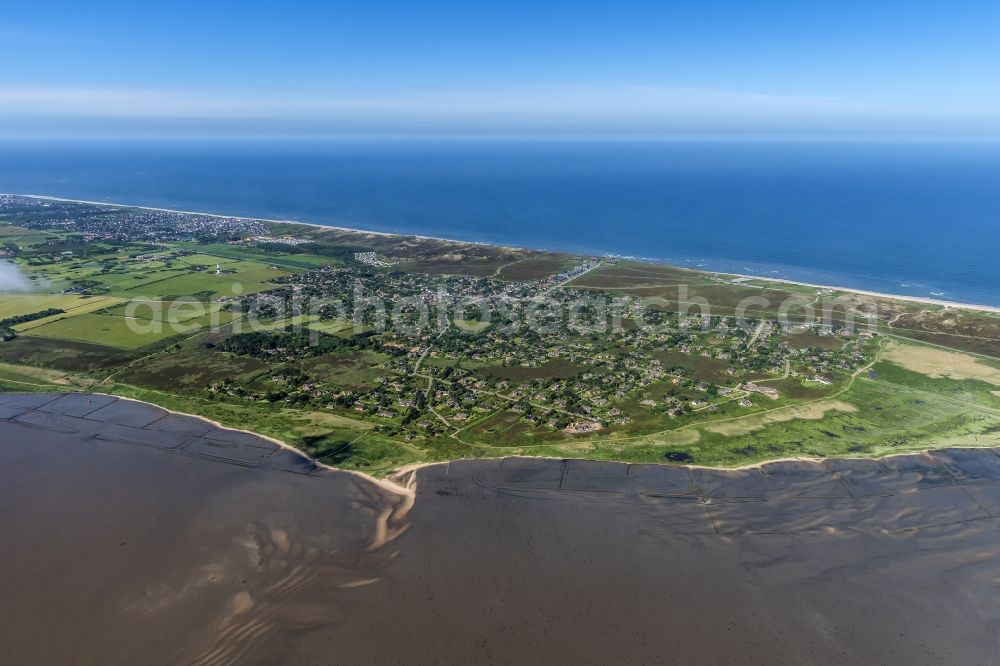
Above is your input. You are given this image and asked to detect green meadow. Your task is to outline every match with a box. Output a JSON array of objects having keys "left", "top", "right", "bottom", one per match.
[{"left": 21, "top": 313, "right": 189, "bottom": 349}]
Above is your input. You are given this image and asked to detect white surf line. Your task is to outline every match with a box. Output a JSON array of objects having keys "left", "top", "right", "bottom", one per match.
[
  {"left": 8, "top": 193, "right": 1000, "bottom": 312},
  {"left": 6, "top": 193, "right": 525, "bottom": 250}
]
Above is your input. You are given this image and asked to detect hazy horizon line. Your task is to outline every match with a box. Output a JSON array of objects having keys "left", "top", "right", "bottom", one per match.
[
  {"left": 2, "top": 83, "right": 998, "bottom": 141},
  {"left": 2, "top": 134, "right": 1000, "bottom": 143}
]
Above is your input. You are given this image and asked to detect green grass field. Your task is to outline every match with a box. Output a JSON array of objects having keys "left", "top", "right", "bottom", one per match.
[
  {"left": 22, "top": 313, "right": 189, "bottom": 349},
  {"left": 173, "top": 253, "right": 243, "bottom": 267},
  {"left": 0, "top": 294, "right": 122, "bottom": 319},
  {"left": 123, "top": 266, "right": 291, "bottom": 298},
  {"left": 179, "top": 243, "right": 337, "bottom": 270},
  {"left": 306, "top": 318, "right": 355, "bottom": 334},
  {"left": 102, "top": 299, "right": 225, "bottom": 323}
]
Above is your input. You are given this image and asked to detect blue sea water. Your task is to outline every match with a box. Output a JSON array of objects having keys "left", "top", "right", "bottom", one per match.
[{"left": 1, "top": 139, "right": 998, "bottom": 306}]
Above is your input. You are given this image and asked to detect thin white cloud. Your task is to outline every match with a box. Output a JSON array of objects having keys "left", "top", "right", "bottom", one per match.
[
  {"left": 0, "top": 84, "right": 872, "bottom": 121},
  {"left": 0, "top": 260, "right": 32, "bottom": 293},
  {"left": 0, "top": 84, "right": 997, "bottom": 137}
]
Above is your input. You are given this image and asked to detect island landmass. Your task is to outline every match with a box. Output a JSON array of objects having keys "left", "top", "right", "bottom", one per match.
[{"left": 1, "top": 193, "right": 998, "bottom": 476}]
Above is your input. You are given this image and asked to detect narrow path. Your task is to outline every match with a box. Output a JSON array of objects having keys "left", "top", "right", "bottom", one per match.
[
  {"left": 492, "top": 255, "right": 534, "bottom": 278},
  {"left": 413, "top": 325, "right": 454, "bottom": 430},
  {"left": 412, "top": 324, "right": 449, "bottom": 376},
  {"left": 753, "top": 359, "right": 791, "bottom": 384},
  {"left": 747, "top": 319, "right": 768, "bottom": 347},
  {"left": 423, "top": 376, "right": 453, "bottom": 429},
  {"left": 95, "top": 312, "right": 248, "bottom": 387},
  {"left": 314, "top": 430, "right": 370, "bottom": 463}
]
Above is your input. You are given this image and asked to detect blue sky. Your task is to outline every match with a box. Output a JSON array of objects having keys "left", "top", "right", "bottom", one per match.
[{"left": 3, "top": 1, "right": 1000, "bottom": 138}]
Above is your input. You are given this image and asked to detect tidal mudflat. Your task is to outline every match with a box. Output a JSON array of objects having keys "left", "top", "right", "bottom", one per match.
[{"left": 1, "top": 393, "right": 998, "bottom": 665}]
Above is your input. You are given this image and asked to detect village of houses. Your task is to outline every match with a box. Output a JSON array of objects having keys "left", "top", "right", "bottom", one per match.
[{"left": 225, "top": 259, "right": 878, "bottom": 441}]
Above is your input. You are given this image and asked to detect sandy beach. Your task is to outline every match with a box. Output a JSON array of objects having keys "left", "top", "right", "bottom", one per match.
[
  {"left": 726, "top": 274, "right": 1000, "bottom": 314},
  {"left": 2, "top": 392, "right": 999, "bottom": 665},
  {"left": 8, "top": 193, "right": 1000, "bottom": 314},
  {"left": 9, "top": 193, "right": 513, "bottom": 248}
]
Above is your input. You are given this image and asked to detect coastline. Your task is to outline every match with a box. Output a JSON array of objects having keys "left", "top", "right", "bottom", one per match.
[
  {"left": 8, "top": 193, "right": 519, "bottom": 249},
  {"left": 89, "top": 391, "right": 417, "bottom": 498},
  {"left": 724, "top": 275, "right": 1000, "bottom": 314},
  {"left": 6, "top": 192, "right": 1000, "bottom": 314},
  {"left": 4, "top": 389, "right": 998, "bottom": 483}
]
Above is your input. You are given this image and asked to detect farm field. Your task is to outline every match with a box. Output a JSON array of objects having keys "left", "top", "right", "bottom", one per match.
[
  {"left": 0, "top": 294, "right": 121, "bottom": 320},
  {"left": 122, "top": 266, "right": 293, "bottom": 298},
  {"left": 0, "top": 224, "right": 48, "bottom": 238},
  {"left": 22, "top": 313, "right": 190, "bottom": 349},
  {"left": 306, "top": 318, "right": 355, "bottom": 334},
  {"left": 177, "top": 242, "right": 339, "bottom": 268},
  {"left": 101, "top": 299, "right": 225, "bottom": 323}
]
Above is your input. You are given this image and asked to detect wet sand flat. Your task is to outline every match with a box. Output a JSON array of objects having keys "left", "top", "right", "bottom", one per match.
[
  {"left": 0, "top": 393, "right": 411, "bottom": 666},
  {"left": 1, "top": 393, "right": 999, "bottom": 665}
]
